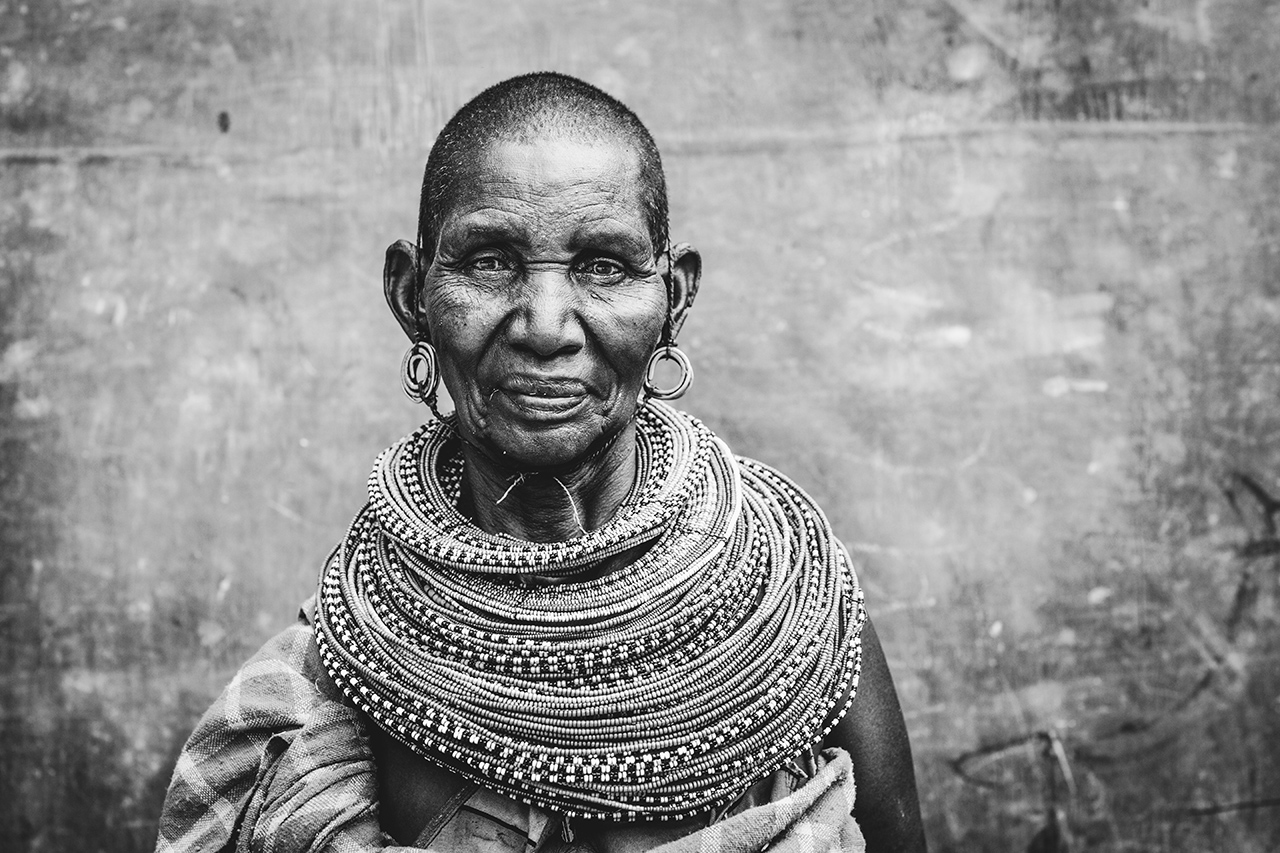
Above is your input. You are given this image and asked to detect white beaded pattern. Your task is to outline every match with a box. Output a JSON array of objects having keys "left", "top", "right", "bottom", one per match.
[{"left": 315, "top": 401, "right": 865, "bottom": 822}]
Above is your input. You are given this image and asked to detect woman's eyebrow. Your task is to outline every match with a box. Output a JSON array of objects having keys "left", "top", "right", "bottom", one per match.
[
  {"left": 440, "top": 214, "right": 532, "bottom": 249},
  {"left": 570, "top": 223, "right": 651, "bottom": 256}
]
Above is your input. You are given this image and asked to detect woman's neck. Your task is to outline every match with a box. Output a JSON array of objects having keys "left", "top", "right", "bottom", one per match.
[{"left": 459, "top": 421, "right": 638, "bottom": 543}]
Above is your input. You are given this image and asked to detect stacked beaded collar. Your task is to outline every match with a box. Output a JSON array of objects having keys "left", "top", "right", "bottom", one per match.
[{"left": 316, "top": 401, "right": 864, "bottom": 822}]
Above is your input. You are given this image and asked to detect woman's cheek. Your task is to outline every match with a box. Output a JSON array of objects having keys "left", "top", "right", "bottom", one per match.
[{"left": 426, "top": 287, "right": 492, "bottom": 363}]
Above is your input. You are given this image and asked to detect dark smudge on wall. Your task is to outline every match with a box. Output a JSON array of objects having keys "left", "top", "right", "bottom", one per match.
[{"left": 2, "top": 1, "right": 1279, "bottom": 850}]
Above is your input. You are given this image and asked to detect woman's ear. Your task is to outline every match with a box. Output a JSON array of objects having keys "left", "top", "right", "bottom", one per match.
[
  {"left": 384, "top": 240, "right": 425, "bottom": 341},
  {"left": 666, "top": 242, "right": 702, "bottom": 340}
]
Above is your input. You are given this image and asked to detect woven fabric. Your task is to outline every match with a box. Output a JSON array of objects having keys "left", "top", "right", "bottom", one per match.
[
  {"left": 154, "top": 607, "right": 558, "bottom": 853},
  {"left": 155, "top": 615, "right": 333, "bottom": 853},
  {"left": 233, "top": 702, "right": 382, "bottom": 853},
  {"left": 649, "top": 750, "right": 865, "bottom": 853}
]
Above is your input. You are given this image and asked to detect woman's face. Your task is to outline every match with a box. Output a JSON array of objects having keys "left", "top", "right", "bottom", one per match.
[{"left": 420, "top": 137, "right": 667, "bottom": 470}]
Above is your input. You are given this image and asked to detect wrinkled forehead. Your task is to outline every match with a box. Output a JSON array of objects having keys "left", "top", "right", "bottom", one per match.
[{"left": 435, "top": 136, "right": 652, "bottom": 246}]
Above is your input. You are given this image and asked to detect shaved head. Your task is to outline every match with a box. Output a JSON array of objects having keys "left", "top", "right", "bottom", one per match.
[{"left": 417, "top": 72, "right": 668, "bottom": 257}]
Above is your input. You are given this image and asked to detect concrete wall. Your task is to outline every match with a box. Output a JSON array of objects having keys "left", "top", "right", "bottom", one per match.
[{"left": 2, "top": 1, "right": 1279, "bottom": 850}]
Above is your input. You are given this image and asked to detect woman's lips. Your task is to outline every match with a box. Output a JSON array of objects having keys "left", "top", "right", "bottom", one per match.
[{"left": 493, "top": 377, "right": 590, "bottom": 419}]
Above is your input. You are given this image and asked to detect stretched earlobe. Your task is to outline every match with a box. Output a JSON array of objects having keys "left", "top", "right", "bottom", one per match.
[
  {"left": 666, "top": 242, "right": 702, "bottom": 340},
  {"left": 384, "top": 239, "right": 425, "bottom": 341}
]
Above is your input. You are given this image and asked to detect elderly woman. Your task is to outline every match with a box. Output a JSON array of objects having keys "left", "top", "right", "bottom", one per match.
[{"left": 156, "top": 73, "right": 925, "bottom": 853}]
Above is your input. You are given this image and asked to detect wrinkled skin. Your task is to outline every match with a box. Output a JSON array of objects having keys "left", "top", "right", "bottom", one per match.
[{"left": 427, "top": 139, "right": 667, "bottom": 468}]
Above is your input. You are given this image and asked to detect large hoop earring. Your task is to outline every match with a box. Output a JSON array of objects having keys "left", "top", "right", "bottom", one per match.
[
  {"left": 401, "top": 340, "right": 440, "bottom": 407},
  {"left": 643, "top": 344, "right": 693, "bottom": 401}
]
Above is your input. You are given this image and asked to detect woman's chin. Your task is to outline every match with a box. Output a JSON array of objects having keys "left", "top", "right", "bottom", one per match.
[{"left": 473, "top": 419, "right": 615, "bottom": 472}]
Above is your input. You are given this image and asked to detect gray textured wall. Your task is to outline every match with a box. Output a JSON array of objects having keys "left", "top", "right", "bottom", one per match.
[{"left": 3, "top": 1, "right": 1280, "bottom": 850}]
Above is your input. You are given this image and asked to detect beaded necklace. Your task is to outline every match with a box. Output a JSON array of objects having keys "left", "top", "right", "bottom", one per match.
[{"left": 316, "top": 401, "right": 865, "bottom": 822}]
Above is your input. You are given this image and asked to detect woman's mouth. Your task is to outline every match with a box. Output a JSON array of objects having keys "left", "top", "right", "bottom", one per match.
[{"left": 493, "top": 377, "right": 590, "bottom": 419}]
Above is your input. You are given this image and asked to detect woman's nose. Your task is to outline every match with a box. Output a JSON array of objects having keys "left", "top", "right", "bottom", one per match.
[{"left": 506, "top": 266, "right": 586, "bottom": 357}]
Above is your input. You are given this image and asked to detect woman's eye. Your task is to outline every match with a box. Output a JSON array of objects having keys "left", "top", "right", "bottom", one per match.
[
  {"left": 579, "top": 259, "right": 625, "bottom": 280},
  {"left": 469, "top": 255, "right": 509, "bottom": 273}
]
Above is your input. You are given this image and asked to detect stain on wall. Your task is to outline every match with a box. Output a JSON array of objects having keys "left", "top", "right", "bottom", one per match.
[{"left": 2, "top": 1, "right": 1279, "bottom": 850}]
